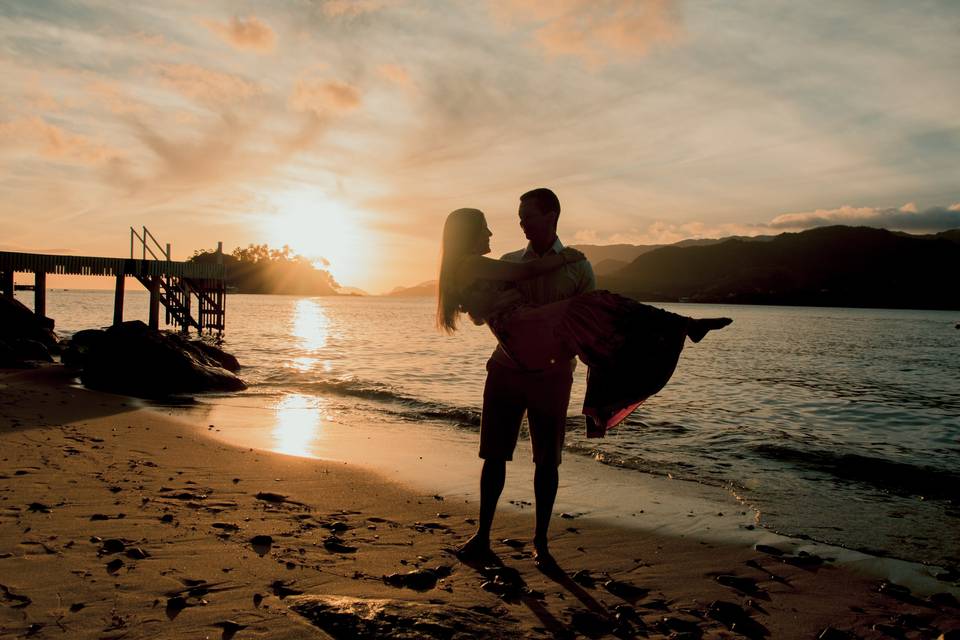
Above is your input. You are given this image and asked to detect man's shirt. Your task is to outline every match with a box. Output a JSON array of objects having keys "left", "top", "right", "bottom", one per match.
[{"left": 489, "top": 237, "right": 596, "bottom": 368}]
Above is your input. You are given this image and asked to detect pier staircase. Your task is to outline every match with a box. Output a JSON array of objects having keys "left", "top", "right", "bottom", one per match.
[{"left": 130, "top": 227, "right": 226, "bottom": 334}]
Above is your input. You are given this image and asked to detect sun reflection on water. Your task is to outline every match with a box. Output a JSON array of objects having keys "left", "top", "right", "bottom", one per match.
[
  {"left": 288, "top": 299, "right": 331, "bottom": 373},
  {"left": 272, "top": 393, "right": 325, "bottom": 458}
]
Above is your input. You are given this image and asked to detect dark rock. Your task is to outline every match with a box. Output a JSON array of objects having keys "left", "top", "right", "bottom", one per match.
[
  {"left": 74, "top": 321, "right": 245, "bottom": 398},
  {"left": 213, "top": 620, "right": 247, "bottom": 639},
  {"left": 708, "top": 600, "right": 769, "bottom": 639},
  {"left": 100, "top": 539, "right": 126, "bottom": 554},
  {"left": 929, "top": 592, "right": 959, "bottom": 608},
  {"left": 603, "top": 579, "right": 649, "bottom": 602},
  {"left": 383, "top": 569, "right": 440, "bottom": 591},
  {"left": 27, "top": 502, "right": 51, "bottom": 513},
  {"left": 125, "top": 547, "right": 150, "bottom": 560},
  {"left": 755, "top": 544, "right": 785, "bottom": 556},
  {"left": 165, "top": 595, "right": 189, "bottom": 619},
  {"left": 249, "top": 535, "right": 273, "bottom": 556},
  {"left": 270, "top": 580, "right": 303, "bottom": 599},
  {"left": 571, "top": 610, "right": 614, "bottom": 638},
  {"left": 290, "top": 595, "right": 524, "bottom": 639},
  {"left": 322, "top": 535, "right": 358, "bottom": 554},
  {"left": 105, "top": 558, "right": 124, "bottom": 574},
  {"left": 571, "top": 569, "right": 596, "bottom": 588},
  {"left": 0, "top": 338, "right": 53, "bottom": 367},
  {"left": 716, "top": 574, "right": 761, "bottom": 594},
  {"left": 189, "top": 340, "right": 241, "bottom": 371},
  {"left": 0, "top": 297, "right": 59, "bottom": 366}
]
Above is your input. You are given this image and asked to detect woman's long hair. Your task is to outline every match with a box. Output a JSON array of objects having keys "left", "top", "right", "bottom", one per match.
[{"left": 436, "top": 208, "right": 485, "bottom": 333}]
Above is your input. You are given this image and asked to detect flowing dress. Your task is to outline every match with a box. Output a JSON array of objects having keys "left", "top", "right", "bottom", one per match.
[{"left": 462, "top": 283, "right": 690, "bottom": 438}]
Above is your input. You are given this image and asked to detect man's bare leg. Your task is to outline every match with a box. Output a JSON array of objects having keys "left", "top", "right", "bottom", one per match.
[
  {"left": 457, "top": 459, "right": 505, "bottom": 563},
  {"left": 533, "top": 463, "right": 559, "bottom": 570}
]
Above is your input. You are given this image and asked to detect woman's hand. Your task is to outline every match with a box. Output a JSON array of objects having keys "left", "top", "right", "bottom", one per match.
[{"left": 560, "top": 247, "right": 586, "bottom": 264}]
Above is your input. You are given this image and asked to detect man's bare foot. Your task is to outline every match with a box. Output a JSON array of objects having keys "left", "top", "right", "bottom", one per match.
[
  {"left": 688, "top": 317, "right": 733, "bottom": 343},
  {"left": 456, "top": 534, "right": 498, "bottom": 565},
  {"left": 533, "top": 541, "right": 560, "bottom": 573}
]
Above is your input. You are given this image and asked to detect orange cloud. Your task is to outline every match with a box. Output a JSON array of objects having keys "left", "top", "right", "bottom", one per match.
[
  {"left": 0, "top": 117, "right": 118, "bottom": 165},
  {"left": 490, "top": 0, "right": 681, "bottom": 66},
  {"left": 289, "top": 79, "right": 362, "bottom": 115},
  {"left": 157, "top": 64, "right": 260, "bottom": 105},
  {"left": 86, "top": 81, "right": 148, "bottom": 115},
  {"left": 378, "top": 64, "right": 414, "bottom": 90},
  {"left": 201, "top": 15, "right": 276, "bottom": 53}
]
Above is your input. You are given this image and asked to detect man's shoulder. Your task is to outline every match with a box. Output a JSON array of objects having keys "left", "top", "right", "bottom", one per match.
[{"left": 500, "top": 249, "right": 527, "bottom": 262}]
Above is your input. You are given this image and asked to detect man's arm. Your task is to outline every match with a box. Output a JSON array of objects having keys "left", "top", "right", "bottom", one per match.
[{"left": 574, "top": 259, "right": 596, "bottom": 294}]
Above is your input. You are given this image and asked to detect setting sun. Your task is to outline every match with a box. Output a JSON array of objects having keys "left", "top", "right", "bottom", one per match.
[{"left": 260, "top": 188, "right": 375, "bottom": 288}]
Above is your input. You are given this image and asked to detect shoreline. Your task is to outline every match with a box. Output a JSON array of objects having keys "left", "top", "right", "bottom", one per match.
[
  {"left": 161, "top": 391, "right": 960, "bottom": 598},
  {"left": 1, "top": 365, "right": 958, "bottom": 638}
]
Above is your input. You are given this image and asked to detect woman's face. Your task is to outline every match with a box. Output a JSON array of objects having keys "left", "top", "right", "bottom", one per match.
[{"left": 474, "top": 218, "right": 493, "bottom": 255}]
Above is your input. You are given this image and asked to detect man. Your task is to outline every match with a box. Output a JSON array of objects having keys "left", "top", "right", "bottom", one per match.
[{"left": 458, "top": 187, "right": 595, "bottom": 570}]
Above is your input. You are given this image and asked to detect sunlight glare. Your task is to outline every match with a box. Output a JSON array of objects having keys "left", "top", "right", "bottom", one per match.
[
  {"left": 292, "top": 298, "right": 329, "bottom": 353},
  {"left": 271, "top": 393, "right": 325, "bottom": 458},
  {"left": 261, "top": 188, "right": 374, "bottom": 287}
]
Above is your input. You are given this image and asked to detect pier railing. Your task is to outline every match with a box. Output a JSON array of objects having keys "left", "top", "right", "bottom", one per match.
[{"left": 0, "top": 229, "right": 227, "bottom": 335}]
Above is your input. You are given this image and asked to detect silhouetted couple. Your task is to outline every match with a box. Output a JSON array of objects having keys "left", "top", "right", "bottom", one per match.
[{"left": 437, "top": 188, "right": 731, "bottom": 570}]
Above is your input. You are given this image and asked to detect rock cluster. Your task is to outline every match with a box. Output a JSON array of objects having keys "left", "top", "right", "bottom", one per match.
[{"left": 61, "top": 320, "right": 246, "bottom": 398}]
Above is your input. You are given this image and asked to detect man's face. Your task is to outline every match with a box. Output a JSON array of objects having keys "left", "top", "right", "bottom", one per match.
[{"left": 518, "top": 200, "right": 557, "bottom": 246}]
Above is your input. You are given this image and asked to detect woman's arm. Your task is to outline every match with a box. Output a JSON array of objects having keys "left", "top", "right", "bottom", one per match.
[{"left": 458, "top": 247, "right": 585, "bottom": 284}]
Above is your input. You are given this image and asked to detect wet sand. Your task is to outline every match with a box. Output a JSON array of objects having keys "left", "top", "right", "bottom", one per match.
[{"left": 0, "top": 366, "right": 957, "bottom": 639}]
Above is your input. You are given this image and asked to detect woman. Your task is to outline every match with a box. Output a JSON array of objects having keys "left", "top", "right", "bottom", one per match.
[{"left": 437, "top": 208, "right": 731, "bottom": 436}]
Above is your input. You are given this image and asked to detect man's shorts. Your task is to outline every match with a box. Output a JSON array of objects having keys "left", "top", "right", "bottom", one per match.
[{"left": 479, "top": 357, "right": 574, "bottom": 466}]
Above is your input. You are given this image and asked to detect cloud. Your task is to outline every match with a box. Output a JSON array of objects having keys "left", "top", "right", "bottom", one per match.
[
  {"left": 321, "top": 0, "right": 392, "bottom": 17},
  {"left": 378, "top": 63, "right": 413, "bottom": 90},
  {"left": 157, "top": 64, "right": 260, "bottom": 105},
  {"left": 86, "top": 81, "right": 149, "bottom": 115},
  {"left": 490, "top": 0, "right": 681, "bottom": 66},
  {"left": 289, "top": 79, "right": 362, "bottom": 115},
  {"left": 0, "top": 117, "right": 118, "bottom": 165},
  {"left": 770, "top": 203, "right": 960, "bottom": 232},
  {"left": 575, "top": 201, "right": 960, "bottom": 247},
  {"left": 201, "top": 15, "right": 276, "bottom": 53}
]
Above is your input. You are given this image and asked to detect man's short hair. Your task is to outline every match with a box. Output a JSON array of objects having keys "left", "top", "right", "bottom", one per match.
[{"left": 520, "top": 188, "right": 561, "bottom": 216}]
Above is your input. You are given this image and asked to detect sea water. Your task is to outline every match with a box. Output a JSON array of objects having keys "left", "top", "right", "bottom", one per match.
[{"left": 25, "top": 289, "right": 960, "bottom": 570}]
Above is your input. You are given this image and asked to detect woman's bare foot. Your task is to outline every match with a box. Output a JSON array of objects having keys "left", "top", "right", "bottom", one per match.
[
  {"left": 456, "top": 533, "right": 498, "bottom": 565},
  {"left": 687, "top": 317, "right": 732, "bottom": 343}
]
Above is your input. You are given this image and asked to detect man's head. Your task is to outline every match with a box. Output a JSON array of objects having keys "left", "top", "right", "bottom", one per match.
[{"left": 518, "top": 188, "right": 561, "bottom": 252}]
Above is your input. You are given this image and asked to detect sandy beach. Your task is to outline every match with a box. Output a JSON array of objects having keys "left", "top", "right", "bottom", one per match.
[{"left": 0, "top": 365, "right": 957, "bottom": 639}]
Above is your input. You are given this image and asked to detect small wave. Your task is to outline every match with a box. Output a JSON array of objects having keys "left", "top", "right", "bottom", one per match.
[
  {"left": 260, "top": 373, "right": 482, "bottom": 427},
  {"left": 751, "top": 444, "right": 960, "bottom": 503}
]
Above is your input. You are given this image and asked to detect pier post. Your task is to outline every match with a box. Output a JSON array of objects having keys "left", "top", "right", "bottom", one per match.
[
  {"left": 0, "top": 270, "right": 12, "bottom": 300},
  {"left": 113, "top": 273, "right": 125, "bottom": 325},
  {"left": 34, "top": 271, "right": 46, "bottom": 318},
  {"left": 181, "top": 280, "right": 191, "bottom": 333},
  {"left": 148, "top": 276, "right": 160, "bottom": 330}
]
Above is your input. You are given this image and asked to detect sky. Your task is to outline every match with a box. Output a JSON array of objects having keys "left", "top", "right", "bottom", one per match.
[{"left": 1, "top": 0, "right": 959, "bottom": 293}]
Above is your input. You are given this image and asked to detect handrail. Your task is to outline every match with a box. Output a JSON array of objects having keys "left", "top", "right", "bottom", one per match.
[{"left": 130, "top": 226, "right": 170, "bottom": 261}]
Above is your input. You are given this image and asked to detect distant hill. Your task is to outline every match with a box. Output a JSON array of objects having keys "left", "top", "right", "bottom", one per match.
[
  {"left": 599, "top": 226, "right": 960, "bottom": 310},
  {"left": 387, "top": 280, "right": 437, "bottom": 297},
  {"left": 572, "top": 236, "right": 772, "bottom": 271},
  {"left": 337, "top": 286, "right": 369, "bottom": 296}
]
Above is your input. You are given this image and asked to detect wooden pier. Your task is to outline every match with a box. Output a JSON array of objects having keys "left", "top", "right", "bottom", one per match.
[{"left": 0, "top": 228, "right": 227, "bottom": 334}]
